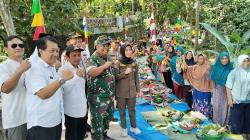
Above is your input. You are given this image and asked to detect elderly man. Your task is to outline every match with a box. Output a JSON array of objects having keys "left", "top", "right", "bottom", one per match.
[
  {"left": 0, "top": 35, "right": 31, "bottom": 140},
  {"left": 86, "top": 35, "right": 115, "bottom": 140},
  {"left": 25, "top": 36, "right": 73, "bottom": 140}
]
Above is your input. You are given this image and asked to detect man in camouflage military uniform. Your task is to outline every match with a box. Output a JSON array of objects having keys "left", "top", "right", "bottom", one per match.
[{"left": 86, "top": 36, "right": 115, "bottom": 140}]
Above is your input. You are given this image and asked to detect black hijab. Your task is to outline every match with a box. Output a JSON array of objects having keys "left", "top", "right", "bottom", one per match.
[
  {"left": 167, "top": 46, "right": 176, "bottom": 59},
  {"left": 185, "top": 51, "right": 196, "bottom": 66},
  {"left": 119, "top": 45, "right": 134, "bottom": 64}
]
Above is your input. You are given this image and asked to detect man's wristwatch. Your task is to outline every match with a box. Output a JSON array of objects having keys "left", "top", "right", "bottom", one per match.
[{"left": 59, "top": 79, "right": 66, "bottom": 85}]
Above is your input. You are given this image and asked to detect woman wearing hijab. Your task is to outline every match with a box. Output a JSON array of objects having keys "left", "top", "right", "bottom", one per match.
[
  {"left": 211, "top": 52, "right": 233, "bottom": 126},
  {"left": 170, "top": 46, "right": 185, "bottom": 98},
  {"left": 226, "top": 55, "right": 250, "bottom": 138},
  {"left": 183, "top": 53, "right": 212, "bottom": 118},
  {"left": 177, "top": 50, "right": 196, "bottom": 107},
  {"left": 115, "top": 44, "right": 141, "bottom": 137}
]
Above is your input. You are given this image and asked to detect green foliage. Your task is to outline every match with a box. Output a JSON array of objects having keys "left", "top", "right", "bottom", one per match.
[
  {"left": 202, "top": 0, "right": 250, "bottom": 36},
  {"left": 201, "top": 23, "right": 250, "bottom": 61}
]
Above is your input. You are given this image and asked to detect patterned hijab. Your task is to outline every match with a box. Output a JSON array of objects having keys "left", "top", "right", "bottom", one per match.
[{"left": 211, "top": 52, "right": 233, "bottom": 86}]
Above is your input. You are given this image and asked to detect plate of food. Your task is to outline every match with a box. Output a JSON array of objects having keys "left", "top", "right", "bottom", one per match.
[
  {"left": 151, "top": 97, "right": 166, "bottom": 106},
  {"left": 171, "top": 121, "right": 192, "bottom": 134},
  {"left": 179, "top": 120, "right": 196, "bottom": 131},
  {"left": 161, "top": 110, "right": 184, "bottom": 122},
  {"left": 200, "top": 124, "right": 228, "bottom": 140},
  {"left": 144, "top": 95, "right": 152, "bottom": 101}
]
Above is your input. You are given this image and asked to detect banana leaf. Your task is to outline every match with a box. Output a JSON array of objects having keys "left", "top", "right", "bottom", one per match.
[
  {"left": 204, "top": 50, "right": 219, "bottom": 55},
  {"left": 200, "top": 23, "right": 234, "bottom": 59},
  {"left": 242, "top": 29, "right": 250, "bottom": 44}
]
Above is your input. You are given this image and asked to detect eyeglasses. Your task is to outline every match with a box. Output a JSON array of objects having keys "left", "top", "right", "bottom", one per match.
[{"left": 11, "top": 43, "right": 25, "bottom": 49}]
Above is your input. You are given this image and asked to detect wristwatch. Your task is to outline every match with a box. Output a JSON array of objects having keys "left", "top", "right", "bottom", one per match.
[{"left": 59, "top": 79, "right": 66, "bottom": 85}]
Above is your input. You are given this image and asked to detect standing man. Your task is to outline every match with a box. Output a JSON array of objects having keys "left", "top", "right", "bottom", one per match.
[
  {"left": 0, "top": 35, "right": 31, "bottom": 140},
  {"left": 86, "top": 36, "right": 115, "bottom": 140},
  {"left": 109, "top": 39, "right": 120, "bottom": 62},
  {"left": 108, "top": 39, "right": 121, "bottom": 122},
  {"left": 66, "top": 32, "right": 91, "bottom": 135},
  {"left": 25, "top": 36, "right": 73, "bottom": 140},
  {"left": 58, "top": 45, "right": 88, "bottom": 140}
]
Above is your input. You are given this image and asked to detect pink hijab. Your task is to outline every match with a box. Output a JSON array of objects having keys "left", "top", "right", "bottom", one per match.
[{"left": 185, "top": 54, "right": 211, "bottom": 92}]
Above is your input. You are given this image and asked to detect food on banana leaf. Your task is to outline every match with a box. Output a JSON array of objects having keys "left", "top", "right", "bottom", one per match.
[
  {"left": 143, "top": 80, "right": 152, "bottom": 85},
  {"left": 201, "top": 124, "right": 228, "bottom": 137},
  {"left": 153, "top": 97, "right": 165, "bottom": 104},
  {"left": 192, "top": 118, "right": 202, "bottom": 125},
  {"left": 179, "top": 120, "right": 196, "bottom": 131},
  {"left": 171, "top": 111, "right": 184, "bottom": 121},
  {"left": 189, "top": 111, "right": 206, "bottom": 121},
  {"left": 161, "top": 110, "right": 184, "bottom": 121},
  {"left": 144, "top": 95, "right": 152, "bottom": 101},
  {"left": 161, "top": 94, "right": 168, "bottom": 99},
  {"left": 166, "top": 98, "right": 175, "bottom": 103}
]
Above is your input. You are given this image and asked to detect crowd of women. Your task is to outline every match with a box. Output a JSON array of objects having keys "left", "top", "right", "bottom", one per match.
[{"left": 140, "top": 31, "right": 250, "bottom": 139}]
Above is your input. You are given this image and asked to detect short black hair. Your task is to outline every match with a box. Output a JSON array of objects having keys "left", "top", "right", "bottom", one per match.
[
  {"left": 4, "top": 35, "right": 23, "bottom": 47},
  {"left": 36, "top": 36, "right": 58, "bottom": 57},
  {"left": 198, "top": 54, "right": 204, "bottom": 57}
]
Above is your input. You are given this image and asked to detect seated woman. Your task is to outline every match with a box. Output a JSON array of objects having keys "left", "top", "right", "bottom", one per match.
[{"left": 115, "top": 44, "right": 141, "bottom": 137}]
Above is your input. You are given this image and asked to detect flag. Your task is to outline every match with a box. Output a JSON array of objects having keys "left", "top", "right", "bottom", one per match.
[
  {"left": 31, "top": 0, "right": 45, "bottom": 40},
  {"left": 149, "top": 12, "right": 156, "bottom": 45},
  {"left": 124, "top": 13, "right": 129, "bottom": 39},
  {"left": 175, "top": 15, "right": 182, "bottom": 32},
  {"left": 82, "top": 10, "right": 90, "bottom": 58}
]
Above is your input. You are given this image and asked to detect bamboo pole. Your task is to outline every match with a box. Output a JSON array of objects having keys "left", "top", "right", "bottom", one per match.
[{"left": 194, "top": 0, "right": 200, "bottom": 53}]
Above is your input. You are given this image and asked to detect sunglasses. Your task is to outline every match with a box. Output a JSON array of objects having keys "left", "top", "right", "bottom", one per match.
[{"left": 11, "top": 43, "right": 25, "bottom": 49}]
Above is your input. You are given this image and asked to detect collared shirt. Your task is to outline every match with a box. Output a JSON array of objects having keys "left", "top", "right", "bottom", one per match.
[
  {"left": 58, "top": 62, "right": 87, "bottom": 118},
  {"left": 0, "top": 58, "right": 26, "bottom": 129},
  {"left": 108, "top": 49, "right": 120, "bottom": 61},
  {"left": 86, "top": 52, "right": 115, "bottom": 101},
  {"left": 25, "top": 58, "right": 64, "bottom": 129}
]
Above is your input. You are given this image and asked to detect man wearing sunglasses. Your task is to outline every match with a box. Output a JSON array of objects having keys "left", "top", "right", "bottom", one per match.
[
  {"left": 0, "top": 35, "right": 31, "bottom": 140},
  {"left": 86, "top": 35, "right": 115, "bottom": 140}
]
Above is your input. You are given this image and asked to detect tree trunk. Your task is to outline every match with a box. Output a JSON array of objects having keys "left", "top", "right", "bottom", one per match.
[
  {"left": 0, "top": 0, "right": 16, "bottom": 35},
  {"left": 194, "top": 0, "right": 200, "bottom": 53},
  {"left": 100, "top": 0, "right": 104, "bottom": 15},
  {"left": 132, "top": 0, "right": 134, "bottom": 15}
]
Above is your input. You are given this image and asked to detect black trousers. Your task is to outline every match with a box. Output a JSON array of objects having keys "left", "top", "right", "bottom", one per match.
[
  {"left": 183, "top": 85, "right": 193, "bottom": 108},
  {"left": 27, "top": 123, "right": 62, "bottom": 140},
  {"left": 162, "top": 70, "right": 174, "bottom": 92},
  {"left": 230, "top": 103, "right": 250, "bottom": 134},
  {"left": 65, "top": 114, "right": 87, "bottom": 140}
]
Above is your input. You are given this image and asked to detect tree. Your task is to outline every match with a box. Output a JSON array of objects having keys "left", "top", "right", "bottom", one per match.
[{"left": 0, "top": 0, "right": 16, "bottom": 35}]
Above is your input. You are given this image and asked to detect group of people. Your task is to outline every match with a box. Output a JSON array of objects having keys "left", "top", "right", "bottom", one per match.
[
  {"left": 144, "top": 31, "right": 250, "bottom": 138},
  {"left": 0, "top": 33, "right": 141, "bottom": 140},
  {"left": 0, "top": 29, "right": 250, "bottom": 140}
]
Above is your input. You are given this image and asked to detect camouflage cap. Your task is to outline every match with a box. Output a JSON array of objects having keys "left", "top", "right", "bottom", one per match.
[
  {"left": 94, "top": 35, "right": 112, "bottom": 47},
  {"left": 67, "top": 32, "right": 82, "bottom": 41}
]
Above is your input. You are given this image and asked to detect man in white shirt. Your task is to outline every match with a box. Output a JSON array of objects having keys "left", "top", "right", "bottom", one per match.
[
  {"left": 66, "top": 32, "right": 91, "bottom": 135},
  {"left": 58, "top": 45, "right": 87, "bottom": 140},
  {"left": 0, "top": 35, "right": 31, "bottom": 140},
  {"left": 25, "top": 36, "right": 73, "bottom": 140}
]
